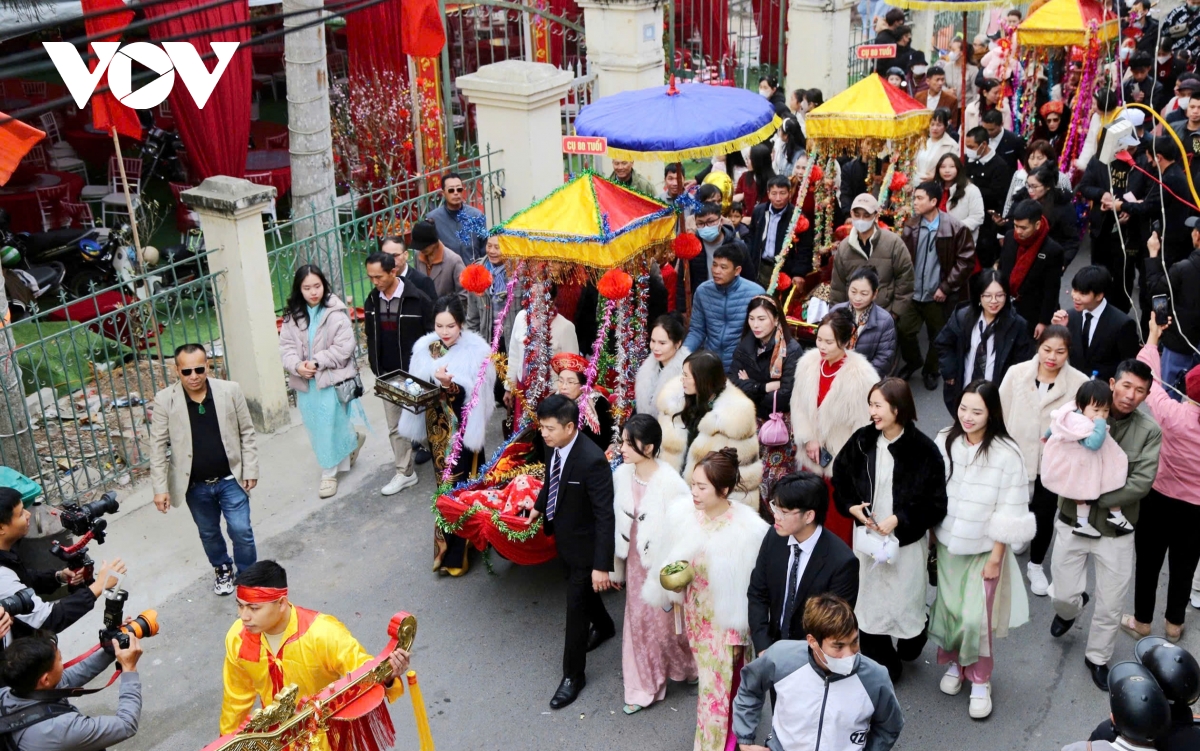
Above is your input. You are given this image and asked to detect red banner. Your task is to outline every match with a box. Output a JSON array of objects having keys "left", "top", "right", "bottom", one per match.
[{"left": 412, "top": 56, "right": 445, "bottom": 188}]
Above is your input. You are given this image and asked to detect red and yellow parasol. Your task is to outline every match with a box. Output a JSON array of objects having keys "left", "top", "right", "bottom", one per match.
[
  {"left": 1016, "top": 0, "right": 1117, "bottom": 47},
  {"left": 804, "top": 73, "right": 931, "bottom": 141}
]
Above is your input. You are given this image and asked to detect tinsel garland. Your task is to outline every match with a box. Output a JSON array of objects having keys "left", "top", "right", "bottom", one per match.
[
  {"left": 1059, "top": 34, "right": 1102, "bottom": 172},
  {"left": 814, "top": 160, "right": 835, "bottom": 253},
  {"left": 579, "top": 299, "right": 617, "bottom": 434},
  {"left": 519, "top": 279, "right": 556, "bottom": 422},
  {"left": 766, "top": 152, "right": 817, "bottom": 294},
  {"left": 436, "top": 266, "right": 523, "bottom": 491},
  {"left": 876, "top": 161, "right": 898, "bottom": 211},
  {"left": 455, "top": 212, "right": 490, "bottom": 252},
  {"left": 611, "top": 294, "right": 632, "bottom": 452}
]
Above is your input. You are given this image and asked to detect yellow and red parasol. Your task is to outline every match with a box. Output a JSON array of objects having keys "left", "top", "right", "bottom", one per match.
[
  {"left": 1016, "top": 0, "right": 1117, "bottom": 47},
  {"left": 805, "top": 73, "right": 932, "bottom": 141}
]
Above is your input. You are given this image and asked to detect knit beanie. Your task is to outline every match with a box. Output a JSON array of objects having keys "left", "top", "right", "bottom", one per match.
[{"left": 1186, "top": 362, "right": 1200, "bottom": 404}]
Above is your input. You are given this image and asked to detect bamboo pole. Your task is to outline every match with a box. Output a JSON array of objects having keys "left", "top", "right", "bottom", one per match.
[
  {"left": 406, "top": 670, "right": 435, "bottom": 751},
  {"left": 110, "top": 127, "right": 142, "bottom": 257}
]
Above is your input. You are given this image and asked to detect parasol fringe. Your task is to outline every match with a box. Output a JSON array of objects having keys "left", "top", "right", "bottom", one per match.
[
  {"left": 888, "top": 0, "right": 1015, "bottom": 9},
  {"left": 496, "top": 221, "right": 676, "bottom": 269},
  {"left": 604, "top": 116, "right": 783, "bottom": 162},
  {"left": 325, "top": 701, "right": 395, "bottom": 751}
]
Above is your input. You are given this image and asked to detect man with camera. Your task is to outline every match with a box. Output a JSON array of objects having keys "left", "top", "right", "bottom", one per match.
[
  {"left": 0, "top": 632, "right": 142, "bottom": 751},
  {"left": 0, "top": 489, "right": 125, "bottom": 637}
]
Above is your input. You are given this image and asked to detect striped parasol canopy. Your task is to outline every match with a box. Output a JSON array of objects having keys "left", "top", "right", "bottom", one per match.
[
  {"left": 1016, "top": 0, "right": 1118, "bottom": 47},
  {"left": 805, "top": 73, "right": 931, "bottom": 141}
]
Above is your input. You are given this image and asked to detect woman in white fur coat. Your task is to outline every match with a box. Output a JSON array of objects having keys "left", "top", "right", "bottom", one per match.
[
  {"left": 656, "top": 350, "right": 762, "bottom": 512},
  {"left": 930, "top": 381, "right": 1035, "bottom": 721},
  {"left": 397, "top": 296, "right": 496, "bottom": 577},
  {"left": 611, "top": 415, "right": 697, "bottom": 714},
  {"left": 790, "top": 309, "right": 879, "bottom": 545},
  {"left": 635, "top": 314, "right": 689, "bottom": 417},
  {"left": 663, "top": 448, "right": 768, "bottom": 751}
]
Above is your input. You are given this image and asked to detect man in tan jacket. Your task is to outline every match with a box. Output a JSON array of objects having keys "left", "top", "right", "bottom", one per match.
[{"left": 150, "top": 343, "right": 259, "bottom": 596}]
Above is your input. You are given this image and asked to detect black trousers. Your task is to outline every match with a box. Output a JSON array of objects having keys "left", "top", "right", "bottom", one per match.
[
  {"left": 859, "top": 626, "right": 928, "bottom": 676},
  {"left": 1134, "top": 489, "right": 1200, "bottom": 627},
  {"left": 1029, "top": 476, "right": 1058, "bottom": 566},
  {"left": 562, "top": 564, "right": 613, "bottom": 679}
]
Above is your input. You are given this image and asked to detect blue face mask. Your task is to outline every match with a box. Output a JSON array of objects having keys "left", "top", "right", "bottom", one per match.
[{"left": 697, "top": 225, "right": 721, "bottom": 242}]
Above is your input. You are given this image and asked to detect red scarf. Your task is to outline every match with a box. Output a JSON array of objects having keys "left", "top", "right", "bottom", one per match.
[
  {"left": 238, "top": 605, "right": 320, "bottom": 695},
  {"left": 1009, "top": 219, "right": 1050, "bottom": 295}
]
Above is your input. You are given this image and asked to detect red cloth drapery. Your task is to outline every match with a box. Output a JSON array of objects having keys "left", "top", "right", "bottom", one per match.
[
  {"left": 81, "top": 0, "right": 142, "bottom": 140},
  {"left": 345, "top": 1, "right": 406, "bottom": 79},
  {"left": 145, "top": 0, "right": 251, "bottom": 181},
  {"left": 750, "top": 0, "right": 787, "bottom": 69},
  {"left": 674, "top": 0, "right": 731, "bottom": 76}
]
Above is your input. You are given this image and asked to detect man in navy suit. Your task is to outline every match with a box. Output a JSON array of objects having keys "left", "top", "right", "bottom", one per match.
[{"left": 529, "top": 394, "right": 616, "bottom": 709}]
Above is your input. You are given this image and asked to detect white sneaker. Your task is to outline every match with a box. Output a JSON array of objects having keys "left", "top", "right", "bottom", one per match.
[
  {"left": 1191, "top": 590, "right": 1200, "bottom": 610},
  {"left": 1072, "top": 520, "right": 1102, "bottom": 539},
  {"left": 968, "top": 682, "right": 993, "bottom": 719},
  {"left": 1012, "top": 541, "right": 1029, "bottom": 556},
  {"left": 1027, "top": 562, "right": 1050, "bottom": 597},
  {"left": 381, "top": 472, "right": 419, "bottom": 496},
  {"left": 940, "top": 664, "right": 963, "bottom": 696},
  {"left": 1107, "top": 512, "right": 1134, "bottom": 535},
  {"left": 213, "top": 564, "right": 234, "bottom": 596}
]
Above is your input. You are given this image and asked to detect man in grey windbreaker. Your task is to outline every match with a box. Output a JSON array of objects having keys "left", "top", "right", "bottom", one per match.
[{"left": 734, "top": 594, "right": 903, "bottom": 751}]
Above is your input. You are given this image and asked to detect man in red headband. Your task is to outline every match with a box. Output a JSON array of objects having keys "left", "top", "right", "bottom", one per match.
[{"left": 219, "top": 560, "right": 410, "bottom": 737}]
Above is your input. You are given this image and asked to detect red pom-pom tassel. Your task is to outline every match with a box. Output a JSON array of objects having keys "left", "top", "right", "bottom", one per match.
[
  {"left": 597, "top": 268, "right": 633, "bottom": 300},
  {"left": 889, "top": 171, "right": 909, "bottom": 193},
  {"left": 793, "top": 215, "right": 811, "bottom": 235},
  {"left": 776, "top": 273, "right": 792, "bottom": 291},
  {"left": 459, "top": 264, "right": 493, "bottom": 295},
  {"left": 810, "top": 164, "right": 824, "bottom": 182},
  {"left": 673, "top": 233, "right": 702, "bottom": 261},
  {"left": 833, "top": 224, "right": 851, "bottom": 242}
]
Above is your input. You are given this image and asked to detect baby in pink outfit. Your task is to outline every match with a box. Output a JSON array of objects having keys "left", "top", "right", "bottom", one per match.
[{"left": 1040, "top": 380, "right": 1131, "bottom": 538}]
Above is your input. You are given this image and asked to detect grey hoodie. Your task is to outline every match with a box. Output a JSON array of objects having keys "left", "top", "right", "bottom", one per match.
[
  {"left": 0, "top": 650, "right": 140, "bottom": 751},
  {"left": 733, "top": 640, "right": 903, "bottom": 751}
]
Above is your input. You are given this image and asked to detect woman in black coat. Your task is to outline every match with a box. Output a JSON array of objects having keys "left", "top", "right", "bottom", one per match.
[
  {"left": 729, "top": 295, "right": 801, "bottom": 508},
  {"left": 934, "top": 269, "right": 1035, "bottom": 416},
  {"left": 832, "top": 377, "right": 948, "bottom": 680}
]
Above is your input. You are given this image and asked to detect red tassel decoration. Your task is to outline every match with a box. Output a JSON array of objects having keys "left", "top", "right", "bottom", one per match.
[
  {"left": 889, "top": 171, "right": 909, "bottom": 193},
  {"left": 834, "top": 224, "right": 851, "bottom": 242},
  {"left": 326, "top": 689, "right": 396, "bottom": 751},
  {"left": 673, "top": 233, "right": 702, "bottom": 261},
  {"left": 776, "top": 273, "right": 792, "bottom": 291},
  {"left": 597, "top": 268, "right": 633, "bottom": 300},
  {"left": 810, "top": 164, "right": 824, "bottom": 182},
  {"left": 793, "top": 215, "right": 810, "bottom": 235},
  {"left": 459, "top": 264, "right": 493, "bottom": 295}
]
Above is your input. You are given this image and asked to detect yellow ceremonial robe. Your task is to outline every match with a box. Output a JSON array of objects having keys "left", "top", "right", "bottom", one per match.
[{"left": 220, "top": 605, "right": 404, "bottom": 736}]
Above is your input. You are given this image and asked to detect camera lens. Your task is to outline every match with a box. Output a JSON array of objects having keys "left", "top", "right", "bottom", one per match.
[
  {"left": 81, "top": 493, "right": 120, "bottom": 519},
  {"left": 119, "top": 610, "right": 159, "bottom": 639},
  {"left": 0, "top": 588, "right": 36, "bottom": 618}
]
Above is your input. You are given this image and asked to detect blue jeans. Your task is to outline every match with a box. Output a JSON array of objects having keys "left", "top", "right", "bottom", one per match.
[
  {"left": 1161, "top": 347, "right": 1200, "bottom": 402},
  {"left": 184, "top": 478, "right": 257, "bottom": 572}
]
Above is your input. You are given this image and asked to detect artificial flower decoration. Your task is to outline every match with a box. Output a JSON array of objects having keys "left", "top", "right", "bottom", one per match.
[
  {"left": 459, "top": 264, "right": 494, "bottom": 295},
  {"left": 810, "top": 164, "right": 824, "bottom": 182},
  {"left": 597, "top": 268, "right": 634, "bottom": 300},
  {"left": 889, "top": 171, "right": 909, "bottom": 192},
  {"left": 776, "top": 273, "right": 792, "bottom": 291},
  {"left": 673, "top": 232, "right": 702, "bottom": 261}
]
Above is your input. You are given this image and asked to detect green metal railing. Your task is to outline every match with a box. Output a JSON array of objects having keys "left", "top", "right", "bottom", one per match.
[
  {"left": 266, "top": 153, "right": 505, "bottom": 330},
  {"left": 0, "top": 249, "right": 227, "bottom": 505}
]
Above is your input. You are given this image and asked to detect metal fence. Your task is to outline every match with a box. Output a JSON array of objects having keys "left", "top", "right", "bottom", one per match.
[
  {"left": 669, "top": 0, "right": 786, "bottom": 87},
  {"left": 0, "top": 250, "right": 227, "bottom": 505},
  {"left": 266, "top": 152, "right": 505, "bottom": 325},
  {"left": 562, "top": 66, "right": 598, "bottom": 176}
]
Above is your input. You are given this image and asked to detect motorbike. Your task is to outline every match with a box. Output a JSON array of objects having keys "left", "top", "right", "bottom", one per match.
[
  {"left": 0, "top": 244, "right": 65, "bottom": 322},
  {"left": 137, "top": 110, "right": 187, "bottom": 186}
]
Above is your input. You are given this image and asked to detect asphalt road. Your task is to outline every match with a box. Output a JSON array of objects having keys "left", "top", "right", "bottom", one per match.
[{"left": 69, "top": 240, "right": 1198, "bottom": 751}]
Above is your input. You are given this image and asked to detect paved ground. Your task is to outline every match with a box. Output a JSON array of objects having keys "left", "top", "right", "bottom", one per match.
[{"left": 50, "top": 241, "right": 1197, "bottom": 751}]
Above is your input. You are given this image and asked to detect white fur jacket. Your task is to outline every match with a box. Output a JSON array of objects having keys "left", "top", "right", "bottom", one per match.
[
  {"left": 790, "top": 349, "right": 879, "bottom": 477},
  {"left": 635, "top": 347, "right": 690, "bottom": 417},
  {"left": 935, "top": 429, "right": 1037, "bottom": 556},
  {"left": 997, "top": 357, "right": 1090, "bottom": 482},
  {"left": 396, "top": 330, "right": 496, "bottom": 452},
  {"left": 611, "top": 460, "right": 693, "bottom": 610},
  {"left": 656, "top": 377, "right": 762, "bottom": 510},
  {"left": 662, "top": 502, "right": 769, "bottom": 634}
]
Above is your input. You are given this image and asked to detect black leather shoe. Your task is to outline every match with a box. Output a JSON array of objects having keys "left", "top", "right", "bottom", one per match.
[
  {"left": 898, "top": 363, "right": 919, "bottom": 381},
  {"left": 1051, "top": 592, "right": 1089, "bottom": 638},
  {"left": 923, "top": 372, "right": 939, "bottom": 391},
  {"left": 586, "top": 627, "right": 615, "bottom": 652},
  {"left": 414, "top": 445, "right": 432, "bottom": 465},
  {"left": 1085, "top": 658, "right": 1110, "bottom": 692},
  {"left": 550, "top": 675, "right": 586, "bottom": 709}
]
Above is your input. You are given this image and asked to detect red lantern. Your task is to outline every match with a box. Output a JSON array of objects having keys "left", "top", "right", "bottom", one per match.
[
  {"left": 776, "top": 273, "right": 792, "bottom": 291},
  {"left": 889, "top": 171, "right": 908, "bottom": 193},
  {"left": 459, "top": 264, "right": 493, "bottom": 295},
  {"left": 673, "top": 233, "right": 702, "bottom": 261},
  {"left": 793, "top": 215, "right": 811, "bottom": 235},
  {"left": 597, "top": 268, "right": 633, "bottom": 300}
]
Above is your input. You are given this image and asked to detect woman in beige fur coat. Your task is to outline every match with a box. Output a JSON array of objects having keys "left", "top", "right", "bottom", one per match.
[
  {"left": 790, "top": 309, "right": 880, "bottom": 544},
  {"left": 657, "top": 350, "right": 763, "bottom": 511}
]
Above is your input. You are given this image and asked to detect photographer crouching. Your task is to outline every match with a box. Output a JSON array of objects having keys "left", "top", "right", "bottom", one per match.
[
  {"left": 0, "top": 632, "right": 142, "bottom": 750},
  {"left": 0, "top": 489, "right": 126, "bottom": 636}
]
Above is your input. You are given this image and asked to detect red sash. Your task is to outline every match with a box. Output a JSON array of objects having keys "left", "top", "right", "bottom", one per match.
[{"left": 237, "top": 606, "right": 320, "bottom": 696}]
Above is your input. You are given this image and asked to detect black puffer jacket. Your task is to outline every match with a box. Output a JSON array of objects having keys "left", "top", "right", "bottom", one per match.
[{"left": 831, "top": 424, "right": 948, "bottom": 547}]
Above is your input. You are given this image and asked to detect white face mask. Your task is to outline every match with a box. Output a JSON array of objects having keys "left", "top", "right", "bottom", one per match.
[
  {"left": 963, "top": 147, "right": 979, "bottom": 161},
  {"left": 818, "top": 646, "right": 857, "bottom": 676},
  {"left": 1159, "top": 53, "right": 1173, "bottom": 63},
  {"left": 1179, "top": 96, "right": 1192, "bottom": 108},
  {"left": 911, "top": 65, "right": 928, "bottom": 76},
  {"left": 1119, "top": 46, "right": 1133, "bottom": 61},
  {"left": 947, "top": 51, "right": 960, "bottom": 62},
  {"left": 852, "top": 218, "right": 875, "bottom": 234}
]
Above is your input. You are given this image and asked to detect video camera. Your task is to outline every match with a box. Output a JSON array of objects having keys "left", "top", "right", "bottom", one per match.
[
  {"left": 49, "top": 492, "right": 120, "bottom": 584},
  {"left": 0, "top": 588, "right": 36, "bottom": 618},
  {"left": 98, "top": 589, "right": 158, "bottom": 653}
]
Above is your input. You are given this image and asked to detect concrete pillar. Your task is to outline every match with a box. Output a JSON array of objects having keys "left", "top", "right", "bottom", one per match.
[
  {"left": 456, "top": 60, "right": 574, "bottom": 221},
  {"left": 786, "top": 0, "right": 855, "bottom": 98},
  {"left": 182, "top": 177, "right": 290, "bottom": 434},
  {"left": 577, "top": 0, "right": 664, "bottom": 188},
  {"left": 910, "top": 9, "right": 936, "bottom": 64}
]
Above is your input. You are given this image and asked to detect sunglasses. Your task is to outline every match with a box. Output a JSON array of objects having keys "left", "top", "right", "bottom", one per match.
[
  {"left": 445, "top": 187, "right": 464, "bottom": 193},
  {"left": 180, "top": 366, "right": 207, "bottom": 376}
]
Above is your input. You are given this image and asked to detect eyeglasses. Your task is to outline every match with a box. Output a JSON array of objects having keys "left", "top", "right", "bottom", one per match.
[
  {"left": 180, "top": 366, "right": 207, "bottom": 376},
  {"left": 695, "top": 218, "right": 721, "bottom": 227},
  {"left": 445, "top": 187, "right": 464, "bottom": 194},
  {"left": 980, "top": 293, "right": 1007, "bottom": 301},
  {"left": 559, "top": 378, "right": 581, "bottom": 387},
  {"left": 769, "top": 500, "right": 801, "bottom": 517}
]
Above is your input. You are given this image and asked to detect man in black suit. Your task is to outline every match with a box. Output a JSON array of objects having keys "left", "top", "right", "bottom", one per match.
[
  {"left": 744, "top": 175, "right": 795, "bottom": 287},
  {"left": 1051, "top": 266, "right": 1140, "bottom": 382},
  {"left": 748, "top": 471, "right": 859, "bottom": 656},
  {"left": 380, "top": 235, "right": 438, "bottom": 303},
  {"left": 529, "top": 394, "right": 616, "bottom": 709},
  {"left": 980, "top": 109, "right": 1026, "bottom": 174}
]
